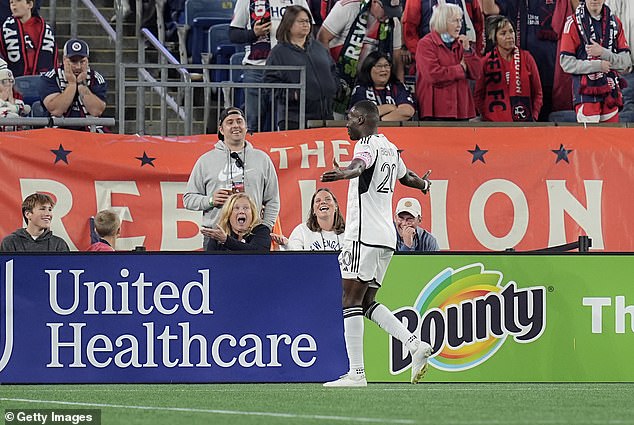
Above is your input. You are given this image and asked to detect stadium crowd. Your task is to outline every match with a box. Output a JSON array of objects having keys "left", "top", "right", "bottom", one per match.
[
  {"left": 0, "top": 0, "right": 630, "bottom": 129},
  {"left": 223, "top": 0, "right": 633, "bottom": 126}
]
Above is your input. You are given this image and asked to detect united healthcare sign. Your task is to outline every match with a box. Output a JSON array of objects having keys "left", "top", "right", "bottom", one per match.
[{"left": 0, "top": 253, "right": 346, "bottom": 383}]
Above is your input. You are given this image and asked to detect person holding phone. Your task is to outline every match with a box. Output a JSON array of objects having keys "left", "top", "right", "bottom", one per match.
[{"left": 184, "top": 107, "right": 280, "bottom": 248}]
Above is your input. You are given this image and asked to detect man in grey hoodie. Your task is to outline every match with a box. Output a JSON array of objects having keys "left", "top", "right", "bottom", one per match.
[
  {"left": 1, "top": 192, "right": 70, "bottom": 252},
  {"left": 184, "top": 107, "right": 280, "bottom": 248}
]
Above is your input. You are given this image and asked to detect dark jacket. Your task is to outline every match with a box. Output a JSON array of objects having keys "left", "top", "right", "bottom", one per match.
[
  {"left": 264, "top": 38, "right": 337, "bottom": 129},
  {"left": 206, "top": 224, "right": 271, "bottom": 251},
  {"left": 0, "top": 228, "right": 70, "bottom": 252}
]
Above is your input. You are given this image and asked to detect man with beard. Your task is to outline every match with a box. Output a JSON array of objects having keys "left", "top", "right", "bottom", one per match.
[{"left": 41, "top": 39, "right": 107, "bottom": 131}]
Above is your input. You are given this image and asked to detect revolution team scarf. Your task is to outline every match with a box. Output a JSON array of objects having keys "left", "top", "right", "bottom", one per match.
[
  {"left": 0, "top": 16, "right": 57, "bottom": 76},
  {"left": 574, "top": 2, "right": 623, "bottom": 107},
  {"left": 483, "top": 47, "right": 533, "bottom": 122},
  {"left": 333, "top": 0, "right": 394, "bottom": 114}
]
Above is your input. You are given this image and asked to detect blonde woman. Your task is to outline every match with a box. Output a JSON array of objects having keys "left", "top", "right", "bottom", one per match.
[{"left": 203, "top": 193, "right": 271, "bottom": 251}]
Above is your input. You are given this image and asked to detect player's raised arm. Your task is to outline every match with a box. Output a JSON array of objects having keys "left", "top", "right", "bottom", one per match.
[
  {"left": 400, "top": 169, "right": 432, "bottom": 194},
  {"left": 321, "top": 158, "right": 367, "bottom": 182}
]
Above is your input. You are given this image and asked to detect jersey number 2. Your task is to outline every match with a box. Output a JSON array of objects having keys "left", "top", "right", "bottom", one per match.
[{"left": 377, "top": 163, "right": 396, "bottom": 193}]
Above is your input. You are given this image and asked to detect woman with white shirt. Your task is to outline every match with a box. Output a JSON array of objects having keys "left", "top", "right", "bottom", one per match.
[{"left": 273, "top": 188, "right": 345, "bottom": 251}]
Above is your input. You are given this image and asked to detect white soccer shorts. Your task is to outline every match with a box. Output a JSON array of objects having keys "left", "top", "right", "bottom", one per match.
[{"left": 338, "top": 240, "right": 394, "bottom": 287}]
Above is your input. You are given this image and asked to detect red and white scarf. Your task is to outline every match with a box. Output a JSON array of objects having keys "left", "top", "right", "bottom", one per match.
[{"left": 482, "top": 47, "right": 533, "bottom": 122}]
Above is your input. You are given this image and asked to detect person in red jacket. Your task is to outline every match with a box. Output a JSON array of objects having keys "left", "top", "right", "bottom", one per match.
[
  {"left": 403, "top": 0, "right": 484, "bottom": 57},
  {"left": 87, "top": 209, "right": 121, "bottom": 252},
  {"left": 415, "top": 2, "right": 481, "bottom": 120},
  {"left": 475, "top": 15, "right": 543, "bottom": 121}
]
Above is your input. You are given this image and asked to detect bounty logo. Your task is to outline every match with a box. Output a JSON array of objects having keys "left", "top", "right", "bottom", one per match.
[
  {"left": 391, "top": 263, "right": 546, "bottom": 373},
  {"left": 0, "top": 259, "right": 15, "bottom": 373}
]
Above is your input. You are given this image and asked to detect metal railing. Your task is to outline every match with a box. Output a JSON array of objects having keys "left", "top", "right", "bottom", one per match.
[
  {"left": 0, "top": 116, "right": 116, "bottom": 131},
  {"left": 118, "top": 62, "right": 306, "bottom": 136},
  {"left": 138, "top": 28, "right": 192, "bottom": 135}
]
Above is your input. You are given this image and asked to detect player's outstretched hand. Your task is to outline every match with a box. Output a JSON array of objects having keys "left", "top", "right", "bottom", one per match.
[
  {"left": 321, "top": 158, "right": 345, "bottom": 182},
  {"left": 421, "top": 170, "right": 432, "bottom": 195}
]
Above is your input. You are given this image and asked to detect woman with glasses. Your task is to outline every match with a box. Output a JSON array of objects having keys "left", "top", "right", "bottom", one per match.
[
  {"left": 474, "top": 15, "right": 542, "bottom": 122},
  {"left": 349, "top": 51, "right": 416, "bottom": 121},
  {"left": 265, "top": 5, "right": 337, "bottom": 130},
  {"left": 415, "top": 3, "right": 481, "bottom": 120}
]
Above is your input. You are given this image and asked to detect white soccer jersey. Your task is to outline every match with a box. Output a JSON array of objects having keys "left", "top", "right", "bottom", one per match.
[{"left": 343, "top": 133, "right": 406, "bottom": 249}]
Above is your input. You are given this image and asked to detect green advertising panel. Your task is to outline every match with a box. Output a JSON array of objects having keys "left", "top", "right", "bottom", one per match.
[{"left": 364, "top": 254, "right": 634, "bottom": 382}]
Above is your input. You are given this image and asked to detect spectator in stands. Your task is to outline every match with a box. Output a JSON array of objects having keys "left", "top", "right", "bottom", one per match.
[
  {"left": 481, "top": 0, "right": 572, "bottom": 120},
  {"left": 265, "top": 5, "right": 337, "bottom": 130},
  {"left": 560, "top": 0, "right": 631, "bottom": 123},
  {"left": 402, "top": 0, "right": 484, "bottom": 59},
  {"left": 317, "top": 0, "right": 404, "bottom": 116},
  {"left": 0, "top": 0, "right": 57, "bottom": 77},
  {"left": 606, "top": 0, "right": 634, "bottom": 121},
  {"left": 272, "top": 187, "right": 345, "bottom": 250},
  {"left": 87, "top": 209, "right": 121, "bottom": 252},
  {"left": 205, "top": 192, "right": 272, "bottom": 251},
  {"left": 0, "top": 192, "right": 69, "bottom": 252},
  {"left": 41, "top": 39, "right": 108, "bottom": 132},
  {"left": 0, "top": 67, "right": 31, "bottom": 130},
  {"left": 184, "top": 107, "right": 280, "bottom": 248},
  {"left": 415, "top": 3, "right": 481, "bottom": 120},
  {"left": 350, "top": 51, "right": 416, "bottom": 121},
  {"left": 474, "top": 15, "right": 542, "bottom": 121},
  {"left": 229, "top": 0, "right": 312, "bottom": 133},
  {"left": 394, "top": 197, "right": 438, "bottom": 252},
  {"left": 0, "top": 0, "right": 40, "bottom": 24}
]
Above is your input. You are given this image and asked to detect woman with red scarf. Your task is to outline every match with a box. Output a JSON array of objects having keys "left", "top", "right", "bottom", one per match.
[{"left": 475, "top": 15, "right": 542, "bottom": 121}]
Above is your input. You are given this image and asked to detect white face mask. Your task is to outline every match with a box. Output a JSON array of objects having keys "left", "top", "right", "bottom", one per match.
[{"left": 440, "top": 32, "right": 455, "bottom": 43}]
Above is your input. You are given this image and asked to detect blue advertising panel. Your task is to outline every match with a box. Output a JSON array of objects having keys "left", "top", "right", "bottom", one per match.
[{"left": 0, "top": 253, "right": 347, "bottom": 383}]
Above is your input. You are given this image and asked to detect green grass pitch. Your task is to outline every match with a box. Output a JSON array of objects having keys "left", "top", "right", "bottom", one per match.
[{"left": 2, "top": 383, "right": 634, "bottom": 424}]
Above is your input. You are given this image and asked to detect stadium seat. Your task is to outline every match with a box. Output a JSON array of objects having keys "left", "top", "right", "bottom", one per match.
[
  {"left": 208, "top": 24, "right": 244, "bottom": 83},
  {"left": 15, "top": 75, "right": 42, "bottom": 106},
  {"left": 30, "top": 101, "right": 48, "bottom": 118},
  {"left": 176, "top": 0, "right": 236, "bottom": 65}
]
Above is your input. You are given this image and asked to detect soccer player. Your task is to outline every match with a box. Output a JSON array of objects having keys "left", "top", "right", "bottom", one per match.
[{"left": 320, "top": 100, "right": 433, "bottom": 387}]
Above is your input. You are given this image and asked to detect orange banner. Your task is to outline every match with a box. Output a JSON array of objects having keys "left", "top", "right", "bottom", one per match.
[{"left": 0, "top": 127, "right": 631, "bottom": 251}]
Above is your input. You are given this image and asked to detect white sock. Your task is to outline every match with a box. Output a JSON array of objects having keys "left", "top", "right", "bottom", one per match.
[
  {"left": 367, "top": 302, "right": 420, "bottom": 353},
  {"left": 343, "top": 306, "right": 365, "bottom": 377}
]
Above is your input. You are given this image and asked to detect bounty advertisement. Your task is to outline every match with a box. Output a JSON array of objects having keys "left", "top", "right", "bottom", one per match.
[
  {"left": 0, "top": 253, "right": 347, "bottom": 383},
  {"left": 365, "top": 254, "right": 634, "bottom": 382}
]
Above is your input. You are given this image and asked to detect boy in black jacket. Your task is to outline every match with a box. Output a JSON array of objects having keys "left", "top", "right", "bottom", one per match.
[{"left": 0, "top": 193, "right": 69, "bottom": 252}]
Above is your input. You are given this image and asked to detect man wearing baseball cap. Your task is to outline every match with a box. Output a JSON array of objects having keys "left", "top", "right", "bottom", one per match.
[
  {"left": 394, "top": 197, "right": 439, "bottom": 251},
  {"left": 184, "top": 106, "right": 280, "bottom": 248},
  {"left": 41, "top": 38, "right": 107, "bottom": 131}
]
